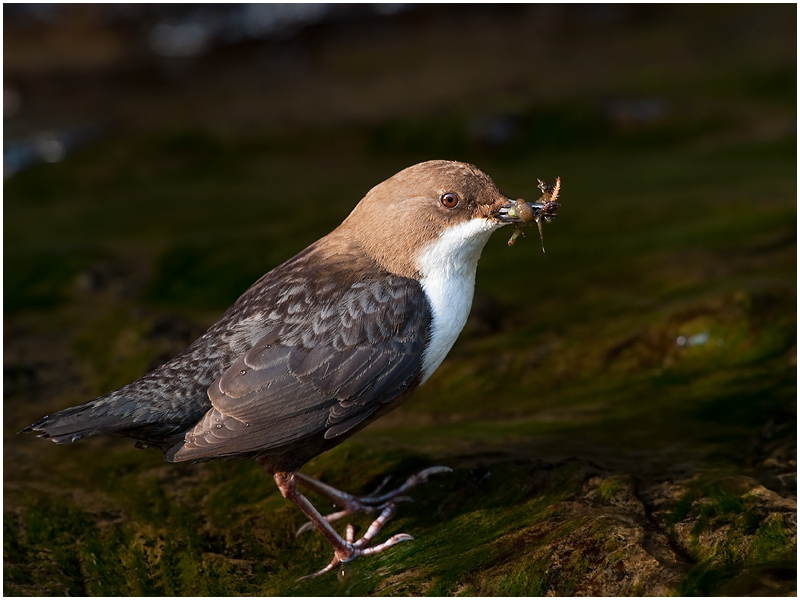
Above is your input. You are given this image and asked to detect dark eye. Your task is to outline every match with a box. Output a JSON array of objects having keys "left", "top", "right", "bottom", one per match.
[{"left": 440, "top": 192, "right": 460, "bottom": 209}]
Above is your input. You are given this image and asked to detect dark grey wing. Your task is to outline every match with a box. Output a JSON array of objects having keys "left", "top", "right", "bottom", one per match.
[{"left": 166, "top": 276, "right": 431, "bottom": 462}]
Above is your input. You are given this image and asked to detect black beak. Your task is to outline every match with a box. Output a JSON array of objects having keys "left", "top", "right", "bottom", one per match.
[{"left": 491, "top": 198, "right": 557, "bottom": 224}]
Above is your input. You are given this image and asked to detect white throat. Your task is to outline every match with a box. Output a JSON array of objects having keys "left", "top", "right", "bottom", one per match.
[{"left": 417, "top": 217, "right": 501, "bottom": 383}]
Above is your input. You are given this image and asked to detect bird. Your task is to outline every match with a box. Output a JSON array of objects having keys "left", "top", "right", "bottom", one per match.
[{"left": 23, "top": 160, "right": 550, "bottom": 578}]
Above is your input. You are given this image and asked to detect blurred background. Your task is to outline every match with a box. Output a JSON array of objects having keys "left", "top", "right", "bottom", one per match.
[{"left": 4, "top": 4, "right": 796, "bottom": 596}]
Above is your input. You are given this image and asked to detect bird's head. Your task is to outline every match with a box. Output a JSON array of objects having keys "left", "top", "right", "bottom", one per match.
[{"left": 336, "top": 160, "right": 533, "bottom": 279}]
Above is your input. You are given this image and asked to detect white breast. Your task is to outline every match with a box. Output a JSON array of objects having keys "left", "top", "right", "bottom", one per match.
[{"left": 417, "top": 217, "right": 501, "bottom": 383}]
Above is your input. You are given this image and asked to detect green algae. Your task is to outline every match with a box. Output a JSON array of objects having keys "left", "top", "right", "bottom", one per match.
[{"left": 666, "top": 477, "right": 796, "bottom": 596}]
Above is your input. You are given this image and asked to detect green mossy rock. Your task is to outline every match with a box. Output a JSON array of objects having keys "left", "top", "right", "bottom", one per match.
[{"left": 5, "top": 5, "right": 795, "bottom": 596}]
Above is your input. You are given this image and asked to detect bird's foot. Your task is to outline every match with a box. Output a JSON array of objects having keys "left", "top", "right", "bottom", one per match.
[
  {"left": 297, "top": 503, "right": 414, "bottom": 580},
  {"left": 294, "top": 465, "right": 452, "bottom": 536},
  {"left": 270, "top": 466, "right": 451, "bottom": 580}
]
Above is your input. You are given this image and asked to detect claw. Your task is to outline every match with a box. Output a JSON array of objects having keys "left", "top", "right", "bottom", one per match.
[
  {"left": 296, "top": 509, "right": 349, "bottom": 537},
  {"left": 296, "top": 509, "right": 414, "bottom": 580},
  {"left": 368, "top": 475, "right": 394, "bottom": 498},
  {"left": 294, "top": 466, "right": 452, "bottom": 538},
  {"left": 360, "top": 532, "right": 413, "bottom": 556},
  {"left": 270, "top": 466, "right": 452, "bottom": 579},
  {"left": 298, "top": 558, "right": 339, "bottom": 580}
]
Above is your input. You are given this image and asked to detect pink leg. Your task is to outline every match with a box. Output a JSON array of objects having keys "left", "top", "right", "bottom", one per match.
[{"left": 269, "top": 466, "right": 423, "bottom": 579}]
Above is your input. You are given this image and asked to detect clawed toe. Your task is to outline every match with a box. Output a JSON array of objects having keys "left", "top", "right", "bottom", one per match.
[
  {"left": 294, "top": 466, "right": 451, "bottom": 538},
  {"left": 296, "top": 509, "right": 349, "bottom": 537},
  {"left": 281, "top": 466, "right": 451, "bottom": 580},
  {"left": 298, "top": 525, "right": 414, "bottom": 580}
]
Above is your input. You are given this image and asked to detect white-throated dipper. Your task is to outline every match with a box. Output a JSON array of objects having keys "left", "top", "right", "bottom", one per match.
[{"left": 24, "top": 160, "right": 559, "bottom": 578}]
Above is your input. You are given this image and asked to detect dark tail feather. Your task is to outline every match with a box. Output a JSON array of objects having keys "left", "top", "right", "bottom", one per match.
[{"left": 21, "top": 398, "right": 135, "bottom": 444}]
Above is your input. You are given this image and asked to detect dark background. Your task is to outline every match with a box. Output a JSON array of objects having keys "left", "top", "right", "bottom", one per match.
[{"left": 4, "top": 4, "right": 796, "bottom": 595}]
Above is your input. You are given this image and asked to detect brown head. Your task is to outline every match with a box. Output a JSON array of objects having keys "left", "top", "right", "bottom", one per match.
[{"left": 329, "top": 160, "right": 515, "bottom": 279}]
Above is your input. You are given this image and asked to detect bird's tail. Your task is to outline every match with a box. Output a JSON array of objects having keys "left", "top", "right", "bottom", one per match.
[{"left": 21, "top": 395, "right": 135, "bottom": 444}]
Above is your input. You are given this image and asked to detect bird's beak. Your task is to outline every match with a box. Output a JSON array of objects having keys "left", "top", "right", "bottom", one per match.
[{"left": 490, "top": 197, "right": 559, "bottom": 224}]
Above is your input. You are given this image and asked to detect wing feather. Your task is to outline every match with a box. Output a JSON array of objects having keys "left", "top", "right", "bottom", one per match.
[{"left": 167, "top": 274, "right": 431, "bottom": 463}]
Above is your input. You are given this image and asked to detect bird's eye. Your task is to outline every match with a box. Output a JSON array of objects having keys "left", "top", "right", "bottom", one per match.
[{"left": 440, "top": 192, "right": 460, "bottom": 209}]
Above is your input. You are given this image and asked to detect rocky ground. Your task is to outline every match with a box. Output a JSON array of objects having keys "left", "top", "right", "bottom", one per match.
[{"left": 4, "top": 5, "right": 796, "bottom": 595}]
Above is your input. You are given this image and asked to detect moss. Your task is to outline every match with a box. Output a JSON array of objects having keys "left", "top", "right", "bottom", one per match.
[
  {"left": 594, "top": 477, "right": 624, "bottom": 505},
  {"left": 669, "top": 475, "right": 796, "bottom": 595},
  {"left": 4, "top": 500, "right": 91, "bottom": 595},
  {"left": 5, "top": 5, "right": 796, "bottom": 595},
  {"left": 496, "top": 559, "right": 549, "bottom": 596},
  {"left": 747, "top": 516, "right": 795, "bottom": 564}
]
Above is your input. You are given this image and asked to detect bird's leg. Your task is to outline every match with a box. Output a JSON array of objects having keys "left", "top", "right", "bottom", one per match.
[
  {"left": 293, "top": 465, "right": 452, "bottom": 536},
  {"left": 271, "top": 469, "right": 414, "bottom": 579}
]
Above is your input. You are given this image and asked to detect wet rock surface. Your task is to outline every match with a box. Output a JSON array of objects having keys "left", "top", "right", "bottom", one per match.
[{"left": 4, "top": 4, "right": 796, "bottom": 596}]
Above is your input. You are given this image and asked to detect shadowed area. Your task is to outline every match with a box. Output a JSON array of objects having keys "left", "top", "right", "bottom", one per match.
[{"left": 4, "top": 4, "right": 796, "bottom": 595}]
